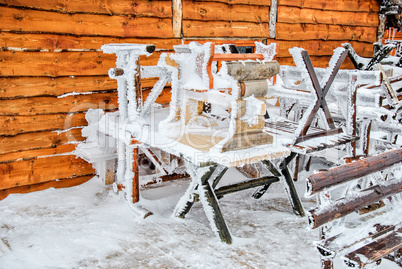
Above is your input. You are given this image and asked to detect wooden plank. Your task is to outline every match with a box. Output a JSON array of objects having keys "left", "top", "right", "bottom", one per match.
[
  {"left": 276, "top": 56, "right": 356, "bottom": 69},
  {"left": 306, "top": 148, "right": 402, "bottom": 196},
  {"left": 0, "top": 174, "right": 94, "bottom": 201},
  {"left": 0, "top": 92, "right": 118, "bottom": 116},
  {"left": 344, "top": 227, "right": 402, "bottom": 267},
  {"left": 183, "top": 1, "right": 269, "bottom": 23},
  {"left": 0, "top": 155, "right": 95, "bottom": 190},
  {"left": 172, "top": 0, "right": 183, "bottom": 38},
  {"left": 279, "top": 0, "right": 380, "bottom": 12},
  {"left": 275, "top": 40, "right": 374, "bottom": 58},
  {"left": 0, "top": 113, "right": 87, "bottom": 136},
  {"left": 0, "top": 6, "right": 173, "bottom": 38},
  {"left": 0, "top": 51, "right": 162, "bottom": 77},
  {"left": 183, "top": 20, "right": 269, "bottom": 38},
  {"left": 0, "top": 76, "right": 164, "bottom": 98},
  {"left": 0, "top": 128, "right": 85, "bottom": 155},
  {"left": 0, "top": 0, "right": 172, "bottom": 17},
  {"left": 0, "top": 32, "right": 181, "bottom": 51},
  {"left": 276, "top": 23, "right": 378, "bottom": 42},
  {"left": 0, "top": 144, "right": 77, "bottom": 163},
  {"left": 191, "top": 0, "right": 271, "bottom": 6},
  {"left": 277, "top": 6, "right": 378, "bottom": 27}
]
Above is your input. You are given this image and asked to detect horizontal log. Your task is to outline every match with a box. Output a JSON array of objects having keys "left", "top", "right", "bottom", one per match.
[
  {"left": 0, "top": 6, "right": 173, "bottom": 38},
  {"left": 0, "top": 76, "right": 164, "bottom": 98},
  {"left": 279, "top": 0, "right": 380, "bottom": 12},
  {"left": 183, "top": 1, "right": 269, "bottom": 23},
  {"left": 0, "top": 128, "right": 84, "bottom": 155},
  {"left": 0, "top": 144, "right": 77, "bottom": 163},
  {"left": 275, "top": 40, "right": 374, "bottom": 58},
  {"left": 0, "top": 113, "right": 87, "bottom": 136},
  {"left": 214, "top": 176, "right": 279, "bottom": 197},
  {"left": 276, "top": 56, "right": 356, "bottom": 69},
  {"left": 306, "top": 148, "right": 402, "bottom": 196},
  {"left": 191, "top": 0, "right": 271, "bottom": 6},
  {"left": 214, "top": 53, "right": 264, "bottom": 61},
  {"left": 227, "top": 60, "right": 279, "bottom": 81},
  {"left": 277, "top": 6, "right": 378, "bottom": 27},
  {"left": 0, "top": 0, "right": 172, "bottom": 17},
  {"left": 308, "top": 178, "right": 402, "bottom": 229},
  {"left": 183, "top": 20, "right": 269, "bottom": 38},
  {"left": 0, "top": 174, "right": 94, "bottom": 200},
  {"left": 0, "top": 51, "right": 161, "bottom": 77},
  {"left": 0, "top": 92, "right": 118, "bottom": 115},
  {"left": 276, "top": 23, "right": 378, "bottom": 43},
  {"left": 0, "top": 155, "right": 95, "bottom": 190},
  {"left": 0, "top": 32, "right": 181, "bottom": 51}
]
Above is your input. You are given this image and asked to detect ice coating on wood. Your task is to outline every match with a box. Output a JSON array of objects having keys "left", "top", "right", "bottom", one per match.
[
  {"left": 240, "top": 95, "right": 265, "bottom": 126},
  {"left": 255, "top": 42, "right": 277, "bottom": 61}
]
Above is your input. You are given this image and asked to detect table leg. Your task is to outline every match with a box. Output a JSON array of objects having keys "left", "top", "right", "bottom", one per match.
[
  {"left": 253, "top": 160, "right": 281, "bottom": 199},
  {"left": 198, "top": 166, "right": 232, "bottom": 244},
  {"left": 279, "top": 152, "right": 305, "bottom": 217}
]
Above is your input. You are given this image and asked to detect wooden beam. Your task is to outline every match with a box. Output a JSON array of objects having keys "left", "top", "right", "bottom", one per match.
[
  {"left": 0, "top": 144, "right": 77, "bottom": 164},
  {"left": 0, "top": 155, "right": 95, "bottom": 190},
  {"left": 0, "top": 51, "right": 162, "bottom": 77},
  {"left": 279, "top": 0, "right": 380, "bottom": 12},
  {"left": 172, "top": 0, "right": 183, "bottom": 38},
  {"left": 0, "top": 6, "right": 173, "bottom": 38},
  {"left": 269, "top": 0, "right": 278, "bottom": 38},
  {"left": 213, "top": 53, "right": 264, "bottom": 61},
  {"left": 184, "top": 0, "right": 271, "bottom": 5},
  {"left": 0, "top": 129, "right": 84, "bottom": 155},
  {"left": 277, "top": 6, "right": 378, "bottom": 27},
  {"left": 276, "top": 23, "right": 378, "bottom": 43},
  {"left": 214, "top": 176, "right": 279, "bottom": 197},
  {"left": 0, "top": 92, "right": 118, "bottom": 116},
  {"left": 0, "top": 32, "right": 181, "bottom": 51},
  {"left": 0, "top": 174, "right": 94, "bottom": 201},
  {"left": 0, "top": 0, "right": 173, "bottom": 17},
  {"left": 306, "top": 149, "right": 402, "bottom": 196},
  {"left": 183, "top": 20, "right": 269, "bottom": 38},
  {"left": 183, "top": 1, "right": 269, "bottom": 23}
]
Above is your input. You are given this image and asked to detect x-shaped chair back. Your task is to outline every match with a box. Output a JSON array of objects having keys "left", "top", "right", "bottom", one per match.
[{"left": 290, "top": 47, "right": 348, "bottom": 144}]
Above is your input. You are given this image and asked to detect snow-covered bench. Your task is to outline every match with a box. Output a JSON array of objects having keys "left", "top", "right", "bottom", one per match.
[{"left": 305, "top": 148, "right": 402, "bottom": 268}]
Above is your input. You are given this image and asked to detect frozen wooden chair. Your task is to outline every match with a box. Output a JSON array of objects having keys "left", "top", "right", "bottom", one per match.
[
  {"left": 306, "top": 148, "right": 402, "bottom": 268},
  {"left": 160, "top": 41, "right": 279, "bottom": 152},
  {"left": 265, "top": 48, "right": 360, "bottom": 182}
]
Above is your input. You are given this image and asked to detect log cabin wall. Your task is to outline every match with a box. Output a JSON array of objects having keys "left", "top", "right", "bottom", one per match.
[{"left": 0, "top": 0, "right": 381, "bottom": 199}]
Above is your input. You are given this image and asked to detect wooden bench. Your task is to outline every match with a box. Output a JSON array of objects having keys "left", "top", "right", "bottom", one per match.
[{"left": 305, "top": 148, "right": 402, "bottom": 268}]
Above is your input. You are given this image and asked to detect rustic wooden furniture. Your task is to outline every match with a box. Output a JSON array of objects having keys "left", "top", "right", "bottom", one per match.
[{"left": 306, "top": 148, "right": 402, "bottom": 268}]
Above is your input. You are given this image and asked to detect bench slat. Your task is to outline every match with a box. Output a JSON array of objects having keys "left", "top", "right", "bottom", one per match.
[{"left": 343, "top": 227, "right": 402, "bottom": 268}]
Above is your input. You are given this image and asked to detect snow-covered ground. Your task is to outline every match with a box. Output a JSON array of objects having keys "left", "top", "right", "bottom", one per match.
[{"left": 0, "top": 167, "right": 399, "bottom": 269}]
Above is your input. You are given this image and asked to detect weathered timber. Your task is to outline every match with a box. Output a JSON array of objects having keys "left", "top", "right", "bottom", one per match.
[
  {"left": 0, "top": 51, "right": 161, "bottom": 77},
  {"left": 279, "top": 152, "right": 305, "bottom": 217},
  {"left": 0, "top": 76, "right": 115, "bottom": 98},
  {"left": 308, "top": 178, "right": 402, "bottom": 229},
  {"left": 343, "top": 227, "right": 402, "bottom": 268},
  {"left": 172, "top": 0, "right": 182, "bottom": 37},
  {"left": 143, "top": 173, "right": 190, "bottom": 186},
  {"left": 0, "top": 155, "right": 95, "bottom": 190},
  {"left": 185, "top": 0, "right": 271, "bottom": 5},
  {"left": 279, "top": 0, "right": 380, "bottom": 12},
  {"left": 0, "top": 92, "right": 118, "bottom": 116},
  {"left": 277, "top": 6, "right": 378, "bottom": 27},
  {"left": 277, "top": 56, "right": 356, "bottom": 69},
  {"left": 214, "top": 176, "right": 279, "bottom": 197},
  {"left": 0, "top": 0, "right": 172, "bottom": 17},
  {"left": 0, "top": 144, "right": 77, "bottom": 164},
  {"left": 0, "top": 6, "right": 173, "bottom": 38},
  {"left": 306, "top": 149, "right": 402, "bottom": 196},
  {"left": 132, "top": 142, "right": 139, "bottom": 203},
  {"left": 199, "top": 166, "right": 232, "bottom": 244},
  {"left": 226, "top": 60, "right": 279, "bottom": 81},
  {"left": 275, "top": 40, "right": 374, "bottom": 58},
  {"left": 0, "top": 113, "right": 87, "bottom": 136},
  {"left": 0, "top": 174, "right": 94, "bottom": 201},
  {"left": 0, "top": 32, "right": 181, "bottom": 51},
  {"left": 0, "top": 128, "right": 84, "bottom": 155},
  {"left": 213, "top": 54, "right": 264, "bottom": 61},
  {"left": 294, "top": 128, "right": 343, "bottom": 144},
  {"left": 182, "top": 20, "right": 269, "bottom": 38},
  {"left": 183, "top": 1, "right": 269, "bottom": 23},
  {"left": 276, "top": 23, "right": 378, "bottom": 42}
]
